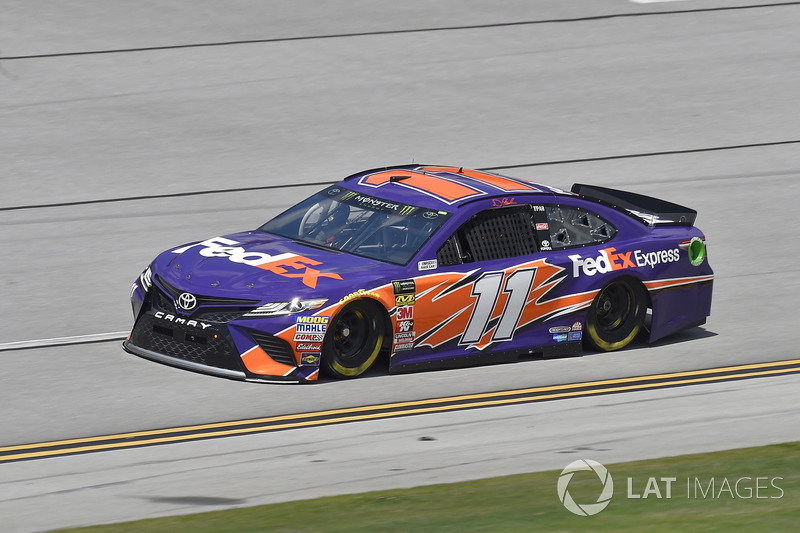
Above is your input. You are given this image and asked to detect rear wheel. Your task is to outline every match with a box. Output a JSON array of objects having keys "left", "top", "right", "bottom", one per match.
[
  {"left": 322, "top": 300, "right": 384, "bottom": 378},
  {"left": 586, "top": 278, "right": 647, "bottom": 351}
]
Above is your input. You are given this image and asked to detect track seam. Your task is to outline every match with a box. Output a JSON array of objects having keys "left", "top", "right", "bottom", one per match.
[
  {"left": 2, "top": 139, "right": 799, "bottom": 212},
  {"left": 2, "top": 2, "right": 798, "bottom": 61}
]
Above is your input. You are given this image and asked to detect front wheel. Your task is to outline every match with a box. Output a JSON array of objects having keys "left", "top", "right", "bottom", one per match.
[
  {"left": 321, "top": 300, "right": 384, "bottom": 378},
  {"left": 585, "top": 278, "right": 647, "bottom": 351}
]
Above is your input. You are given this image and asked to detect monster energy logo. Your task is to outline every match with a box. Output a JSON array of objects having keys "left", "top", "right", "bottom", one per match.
[
  {"left": 399, "top": 205, "right": 416, "bottom": 216},
  {"left": 340, "top": 191, "right": 358, "bottom": 201}
]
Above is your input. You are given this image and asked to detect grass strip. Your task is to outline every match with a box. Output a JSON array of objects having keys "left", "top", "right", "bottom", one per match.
[{"left": 58, "top": 441, "right": 800, "bottom": 532}]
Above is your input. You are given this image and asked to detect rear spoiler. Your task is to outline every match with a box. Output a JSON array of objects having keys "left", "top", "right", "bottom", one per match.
[{"left": 571, "top": 183, "right": 697, "bottom": 227}]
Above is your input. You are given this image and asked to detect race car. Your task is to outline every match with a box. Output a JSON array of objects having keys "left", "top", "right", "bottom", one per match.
[{"left": 124, "top": 165, "right": 713, "bottom": 383}]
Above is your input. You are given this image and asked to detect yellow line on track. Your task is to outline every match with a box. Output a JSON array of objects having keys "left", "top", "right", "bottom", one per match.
[{"left": 1, "top": 359, "right": 798, "bottom": 462}]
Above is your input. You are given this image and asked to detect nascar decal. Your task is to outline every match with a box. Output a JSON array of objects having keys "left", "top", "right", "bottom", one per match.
[
  {"left": 410, "top": 259, "right": 600, "bottom": 351},
  {"left": 569, "top": 247, "right": 680, "bottom": 277},
  {"left": 172, "top": 237, "right": 342, "bottom": 288}
]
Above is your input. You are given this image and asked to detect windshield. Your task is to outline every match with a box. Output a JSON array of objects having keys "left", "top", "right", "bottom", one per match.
[{"left": 260, "top": 187, "right": 452, "bottom": 265}]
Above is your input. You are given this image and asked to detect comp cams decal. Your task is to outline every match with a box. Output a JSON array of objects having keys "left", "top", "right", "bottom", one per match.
[{"left": 172, "top": 237, "right": 342, "bottom": 288}]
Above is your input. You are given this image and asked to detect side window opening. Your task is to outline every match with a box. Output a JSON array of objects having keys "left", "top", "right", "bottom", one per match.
[
  {"left": 545, "top": 205, "right": 617, "bottom": 250},
  {"left": 437, "top": 206, "right": 538, "bottom": 265}
]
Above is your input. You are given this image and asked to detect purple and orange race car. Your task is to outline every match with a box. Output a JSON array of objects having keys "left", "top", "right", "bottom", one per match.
[{"left": 125, "top": 165, "right": 713, "bottom": 383}]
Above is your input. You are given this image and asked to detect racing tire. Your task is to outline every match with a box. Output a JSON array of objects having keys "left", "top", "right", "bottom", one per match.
[
  {"left": 585, "top": 277, "right": 647, "bottom": 351},
  {"left": 321, "top": 299, "right": 384, "bottom": 379}
]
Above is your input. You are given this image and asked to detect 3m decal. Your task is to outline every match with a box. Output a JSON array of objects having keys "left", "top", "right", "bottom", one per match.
[
  {"left": 396, "top": 306, "right": 414, "bottom": 320},
  {"left": 172, "top": 237, "right": 342, "bottom": 288},
  {"left": 569, "top": 247, "right": 679, "bottom": 277}
]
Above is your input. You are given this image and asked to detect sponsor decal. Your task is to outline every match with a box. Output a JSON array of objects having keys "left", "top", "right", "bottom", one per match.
[
  {"left": 392, "top": 279, "right": 416, "bottom": 295},
  {"left": 397, "top": 319, "right": 414, "bottom": 333},
  {"left": 296, "top": 320, "right": 328, "bottom": 334},
  {"left": 549, "top": 326, "right": 572, "bottom": 334},
  {"left": 540, "top": 239, "right": 552, "bottom": 251},
  {"left": 396, "top": 306, "right": 414, "bottom": 320},
  {"left": 339, "top": 288, "right": 380, "bottom": 303},
  {"left": 293, "top": 333, "right": 325, "bottom": 342},
  {"left": 394, "top": 341, "right": 414, "bottom": 351},
  {"left": 422, "top": 211, "right": 439, "bottom": 219},
  {"left": 568, "top": 331, "right": 582, "bottom": 341},
  {"left": 532, "top": 205, "right": 545, "bottom": 212},
  {"left": 300, "top": 353, "right": 321, "bottom": 365},
  {"left": 177, "top": 292, "right": 197, "bottom": 311},
  {"left": 153, "top": 311, "right": 212, "bottom": 330},
  {"left": 536, "top": 222, "right": 549, "bottom": 231},
  {"left": 172, "top": 237, "right": 342, "bottom": 289},
  {"left": 571, "top": 321, "right": 583, "bottom": 331},
  {"left": 395, "top": 294, "right": 416, "bottom": 306},
  {"left": 492, "top": 197, "right": 516, "bottom": 207},
  {"left": 296, "top": 343, "right": 322, "bottom": 351},
  {"left": 418, "top": 259, "right": 437, "bottom": 271},
  {"left": 327, "top": 187, "right": 341, "bottom": 195},
  {"left": 342, "top": 192, "right": 417, "bottom": 215},
  {"left": 395, "top": 331, "right": 415, "bottom": 341},
  {"left": 553, "top": 333, "right": 568, "bottom": 342},
  {"left": 296, "top": 316, "right": 330, "bottom": 324},
  {"left": 569, "top": 247, "right": 680, "bottom": 277}
]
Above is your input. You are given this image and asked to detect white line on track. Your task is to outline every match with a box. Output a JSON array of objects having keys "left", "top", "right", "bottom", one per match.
[{"left": 0, "top": 331, "right": 128, "bottom": 352}]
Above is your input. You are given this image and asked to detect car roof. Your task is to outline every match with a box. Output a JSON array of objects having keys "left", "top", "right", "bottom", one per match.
[{"left": 340, "top": 165, "right": 571, "bottom": 210}]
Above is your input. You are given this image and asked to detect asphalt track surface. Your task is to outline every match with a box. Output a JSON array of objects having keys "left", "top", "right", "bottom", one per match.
[{"left": 1, "top": 1, "right": 799, "bottom": 531}]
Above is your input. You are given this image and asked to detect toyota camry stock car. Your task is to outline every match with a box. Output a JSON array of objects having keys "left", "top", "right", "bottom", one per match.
[{"left": 124, "top": 165, "right": 713, "bottom": 383}]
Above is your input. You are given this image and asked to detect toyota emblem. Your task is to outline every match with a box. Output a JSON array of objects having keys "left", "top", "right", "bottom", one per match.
[{"left": 177, "top": 292, "right": 197, "bottom": 311}]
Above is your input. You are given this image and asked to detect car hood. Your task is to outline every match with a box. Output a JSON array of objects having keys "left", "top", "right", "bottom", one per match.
[{"left": 150, "top": 231, "right": 399, "bottom": 301}]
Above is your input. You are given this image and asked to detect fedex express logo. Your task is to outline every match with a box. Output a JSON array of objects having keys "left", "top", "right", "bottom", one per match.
[
  {"left": 569, "top": 247, "right": 680, "bottom": 277},
  {"left": 172, "top": 237, "right": 342, "bottom": 288}
]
